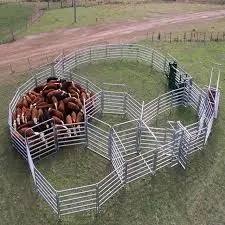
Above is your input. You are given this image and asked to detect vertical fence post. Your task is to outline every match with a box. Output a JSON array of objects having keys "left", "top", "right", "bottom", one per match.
[
  {"left": 83, "top": 100, "right": 88, "bottom": 149},
  {"left": 108, "top": 127, "right": 113, "bottom": 167},
  {"left": 123, "top": 92, "right": 127, "bottom": 119},
  {"left": 197, "top": 89, "right": 203, "bottom": 118},
  {"left": 186, "top": 78, "right": 192, "bottom": 106},
  {"left": 56, "top": 192, "right": 60, "bottom": 219},
  {"left": 171, "top": 128, "right": 177, "bottom": 167},
  {"left": 123, "top": 161, "right": 128, "bottom": 185},
  {"left": 156, "top": 97, "right": 160, "bottom": 126},
  {"left": 101, "top": 91, "right": 104, "bottom": 116},
  {"left": 177, "top": 129, "right": 185, "bottom": 166},
  {"left": 52, "top": 120, "right": 59, "bottom": 151},
  {"left": 135, "top": 120, "right": 141, "bottom": 154},
  {"left": 96, "top": 183, "right": 100, "bottom": 215}
]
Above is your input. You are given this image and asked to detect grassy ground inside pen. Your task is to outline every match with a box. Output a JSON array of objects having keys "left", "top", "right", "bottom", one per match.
[{"left": 1, "top": 42, "right": 225, "bottom": 225}]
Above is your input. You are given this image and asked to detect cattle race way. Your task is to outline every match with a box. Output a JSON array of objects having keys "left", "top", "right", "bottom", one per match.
[{"left": 8, "top": 44, "right": 221, "bottom": 217}]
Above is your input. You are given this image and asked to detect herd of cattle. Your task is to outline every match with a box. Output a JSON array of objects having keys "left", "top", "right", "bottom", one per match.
[{"left": 12, "top": 77, "right": 94, "bottom": 138}]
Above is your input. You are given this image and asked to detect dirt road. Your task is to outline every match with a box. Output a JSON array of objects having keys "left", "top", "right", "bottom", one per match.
[{"left": 0, "top": 9, "right": 225, "bottom": 76}]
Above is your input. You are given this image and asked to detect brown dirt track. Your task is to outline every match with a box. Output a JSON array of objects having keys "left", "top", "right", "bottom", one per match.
[{"left": 0, "top": 9, "right": 225, "bottom": 77}]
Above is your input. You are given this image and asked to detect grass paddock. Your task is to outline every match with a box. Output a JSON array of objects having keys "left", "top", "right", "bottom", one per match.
[
  {"left": 1, "top": 42, "right": 225, "bottom": 224},
  {"left": 0, "top": 3, "right": 33, "bottom": 42}
]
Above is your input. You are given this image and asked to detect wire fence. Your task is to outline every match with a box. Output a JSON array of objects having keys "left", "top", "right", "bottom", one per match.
[
  {"left": 146, "top": 31, "right": 225, "bottom": 43},
  {"left": 8, "top": 44, "right": 218, "bottom": 217}
]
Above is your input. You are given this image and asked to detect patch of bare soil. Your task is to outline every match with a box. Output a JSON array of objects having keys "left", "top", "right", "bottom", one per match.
[{"left": 0, "top": 9, "right": 225, "bottom": 78}]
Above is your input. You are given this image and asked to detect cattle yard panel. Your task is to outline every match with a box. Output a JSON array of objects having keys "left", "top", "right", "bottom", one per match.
[
  {"left": 110, "top": 128, "right": 126, "bottom": 181},
  {"left": 102, "top": 91, "right": 125, "bottom": 115},
  {"left": 57, "top": 184, "right": 97, "bottom": 216},
  {"left": 98, "top": 166, "right": 125, "bottom": 208},
  {"left": 126, "top": 93, "right": 142, "bottom": 120},
  {"left": 86, "top": 116, "right": 112, "bottom": 159},
  {"left": 113, "top": 120, "right": 140, "bottom": 157},
  {"left": 142, "top": 87, "right": 185, "bottom": 124},
  {"left": 34, "top": 167, "right": 58, "bottom": 214},
  {"left": 85, "top": 91, "right": 102, "bottom": 118},
  {"left": 8, "top": 44, "right": 219, "bottom": 217}
]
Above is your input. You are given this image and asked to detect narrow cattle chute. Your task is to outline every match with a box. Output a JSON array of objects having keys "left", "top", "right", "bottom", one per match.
[{"left": 8, "top": 44, "right": 221, "bottom": 218}]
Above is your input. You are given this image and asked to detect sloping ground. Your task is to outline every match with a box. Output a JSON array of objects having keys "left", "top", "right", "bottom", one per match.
[{"left": 0, "top": 9, "right": 225, "bottom": 77}]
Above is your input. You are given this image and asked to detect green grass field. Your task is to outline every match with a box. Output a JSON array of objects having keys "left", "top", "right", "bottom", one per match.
[
  {"left": 0, "top": 3, "right": 33, "bottom": 42},
  {"left": 26, "top": 3, "right": 224, "bottom": 35},
  {"left": 1, "top": 41, "right": 225, "bottom": 225}
]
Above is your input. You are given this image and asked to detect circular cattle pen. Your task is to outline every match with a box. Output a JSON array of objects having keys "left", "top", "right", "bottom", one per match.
[{"left": 8, "top": 44, "right": 221, "bottom": 217}]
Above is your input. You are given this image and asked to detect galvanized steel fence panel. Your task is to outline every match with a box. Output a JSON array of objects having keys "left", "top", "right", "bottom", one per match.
[
  {"left": 87, "top": 122, "right": 110, "bottom": 160},
  {"left": 57, "top": 122, "right": 86, "bottom": 148},
  {"left": 57, "top": 184, "right": 97, "bottom": 215},
  {"left": 34, "top": 167, "right": 58, "bottom": 214},
  {"left": 98, "top": 168, "right": 125, "bottom": 207},
  {"left": 103, "top": 91, "right": 125, "bottom": 115}
]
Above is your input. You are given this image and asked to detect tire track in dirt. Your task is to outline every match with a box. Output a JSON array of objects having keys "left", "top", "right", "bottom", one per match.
[{"left": 0, "top": 9, "right": 225, "bottom": 77}]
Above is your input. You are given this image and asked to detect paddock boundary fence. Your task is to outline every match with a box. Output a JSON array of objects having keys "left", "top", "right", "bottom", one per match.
[{"left": 8, "top": 44, "right": 219, "bottom": 217}]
